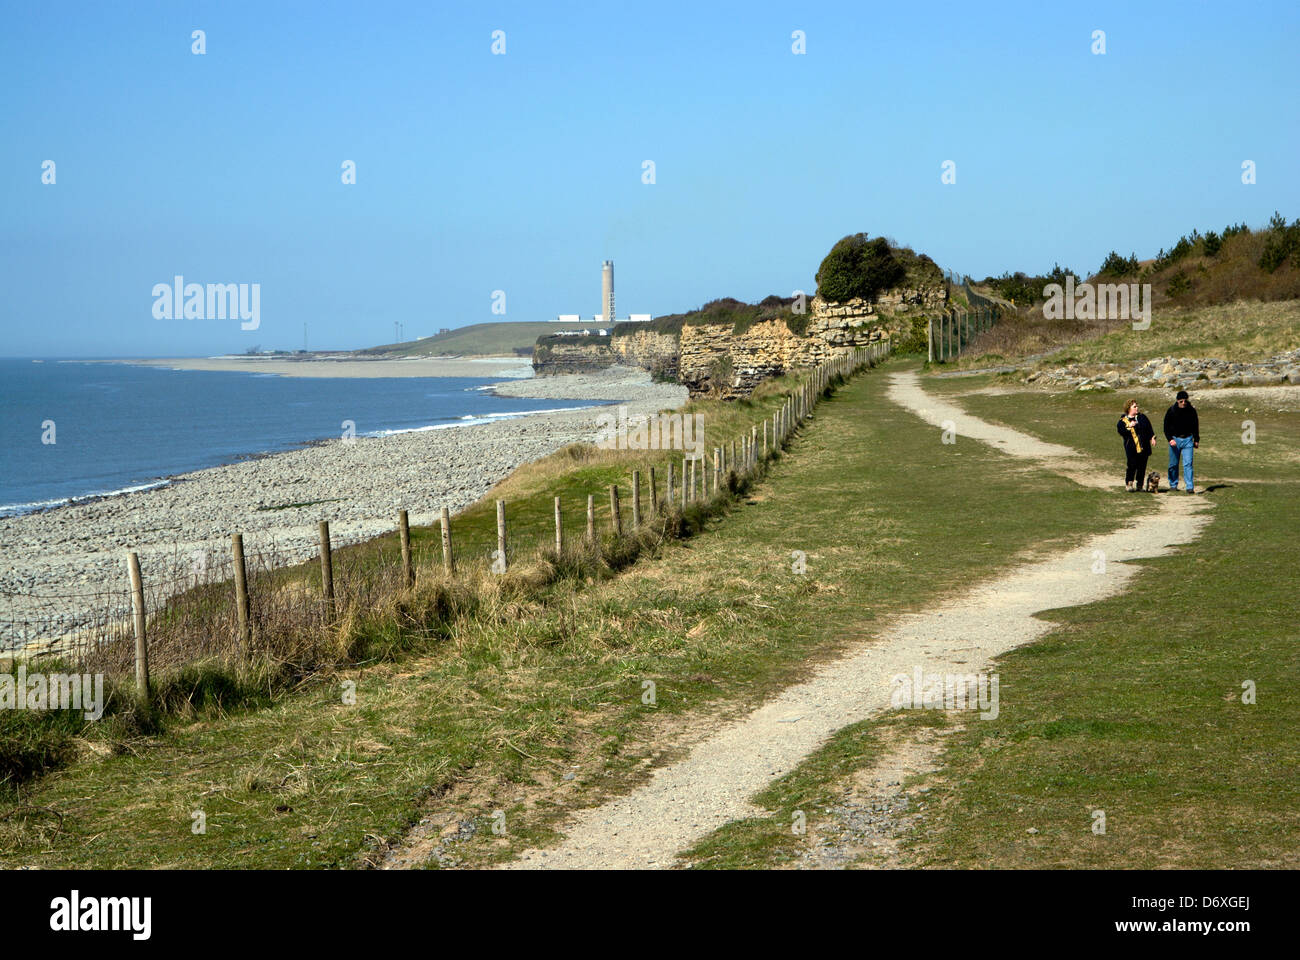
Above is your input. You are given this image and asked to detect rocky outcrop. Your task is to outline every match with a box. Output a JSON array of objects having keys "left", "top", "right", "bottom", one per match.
[
  {"left": 678, "top": 317, "right": 890, "bottom": 399},
  {"left": 532, "top": 338, "right": 615, "bottom": 375},
  {"left": 612, "top": 329, "right": 679, "bottom": 380},
  {"left": 533, "top": 283, "right": 948, "bottom": 396}
]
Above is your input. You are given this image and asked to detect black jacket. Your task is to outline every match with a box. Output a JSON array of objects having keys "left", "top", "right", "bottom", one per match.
[
  {"left": 1163, "top": 403, "right": 1200, "bottom": 442},
  {"left": 1117, "top": 413, "right": 1156, "bottom": 456}
]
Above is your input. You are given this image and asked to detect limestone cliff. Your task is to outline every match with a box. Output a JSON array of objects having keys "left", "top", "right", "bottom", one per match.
[
  {"left": 532, "top": 337, "right": 615, "bottom": 375},
  {"left": 532, "top": 278, "right": 948, "bottom": 396}
]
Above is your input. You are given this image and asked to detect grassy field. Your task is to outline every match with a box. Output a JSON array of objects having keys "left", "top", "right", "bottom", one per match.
[
  {"left": 362, "top": 321, "right": 559, "bottom": 357},
  {"left": 677, "top": 373, "right": 1300, "bottom": 868},
  {"left": 951, "top": 299, "right": 1300, "bottom": 371},
  {"left": 0, "top": 361, "right": 1138, "bottom": 869}
]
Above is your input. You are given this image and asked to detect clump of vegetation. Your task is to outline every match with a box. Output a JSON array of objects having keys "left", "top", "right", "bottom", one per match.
[
  {"left": 1097, "top": 251, "right": 1140, "bottom": 278},
  {"left": 1259, "top": 211, "right": 1300, "bottom": 272},
  {"left": 981, "top": 264, "right": 1080, "bottom": 305},
  {"left": 978, "top": 213, "right": 1299, "bottom": 324},
  {"left": 815, "top": 234, "right": 907, "bottom": 303}
]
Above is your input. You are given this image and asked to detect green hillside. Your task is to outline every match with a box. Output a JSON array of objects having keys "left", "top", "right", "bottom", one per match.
[{"left": 362, "top": 321, "right": 563, "bottom": 357}]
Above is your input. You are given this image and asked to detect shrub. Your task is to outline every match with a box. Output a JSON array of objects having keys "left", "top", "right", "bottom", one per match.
[
  {"left": 1258, "top": 212, "right": 1300, "bottom": 273},
  {"left": 1166, "top": 270, "right": 1192, "bottom": 297},
  {"left": 815, "top": 234, "right": 907, "bottom": 303}
]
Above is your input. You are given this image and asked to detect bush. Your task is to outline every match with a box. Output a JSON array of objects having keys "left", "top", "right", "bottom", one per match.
[
  {"left": 815, "top": 234, "right": 907, "bottom": 303},
  {"left": 1258, "top": 212, "right": 1300, "bottom": 273},
  {"left": 1202, "top": 231, "right": 1222, "bottom": 257},
  {"left": 981, "top": 264, "right": 1078, "bottom": 305},
  {"left": 1166, "top": 270, "right": 1192, "bottom": 297}
]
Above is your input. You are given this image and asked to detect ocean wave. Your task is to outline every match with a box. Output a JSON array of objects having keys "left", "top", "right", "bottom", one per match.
[
  {"left": 0, "top": 479, "right": 172, "bottom": 518},
  {"left": 364, "top": 405, "right": 595, "bottom": 437}
]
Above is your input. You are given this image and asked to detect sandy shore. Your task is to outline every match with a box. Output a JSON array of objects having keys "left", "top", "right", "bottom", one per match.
[
  {"left": 0, "top": 367, "right": 687, "bottom": 652},
  {"left": 129, "top": 355, "right": 533, "bottom": 379}
]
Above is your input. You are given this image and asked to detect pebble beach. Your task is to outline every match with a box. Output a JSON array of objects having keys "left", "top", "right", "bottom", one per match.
[{"left": 0, "top": 363, "right": 686, "bottom": 652}]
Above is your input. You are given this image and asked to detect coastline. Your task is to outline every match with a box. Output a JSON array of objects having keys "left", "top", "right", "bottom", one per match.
[
  {"left": 0, "top": 367, "right": 687, "bottom": 652},
  {"left": 122, "top": 355, "right": 533, "bottom": 379}
]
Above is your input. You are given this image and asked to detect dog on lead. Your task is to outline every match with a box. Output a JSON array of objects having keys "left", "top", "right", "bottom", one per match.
[{"left": 1145, "top": 471, "right": 1161, "bottom": 493}]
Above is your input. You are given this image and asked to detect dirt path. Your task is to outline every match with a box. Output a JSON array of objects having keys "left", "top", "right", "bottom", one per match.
[{"left": 497, "top": 370, "right": 1213, "bottom": 869}]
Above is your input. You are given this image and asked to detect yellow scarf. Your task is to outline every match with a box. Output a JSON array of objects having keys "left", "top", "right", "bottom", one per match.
[{"left": 1124, "top": 415, "right": 1143, "bottom": 453}]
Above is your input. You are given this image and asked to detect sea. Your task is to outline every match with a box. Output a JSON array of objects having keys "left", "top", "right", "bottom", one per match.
[{"left": 0, "top": 358, "right": 591, "bottom": 518}]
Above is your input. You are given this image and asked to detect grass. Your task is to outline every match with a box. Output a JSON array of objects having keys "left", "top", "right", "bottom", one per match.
[
  {"left": 680, "top": 710, "right": 949, "bottom": 869},
  {"left": 0, "top": 370, "right": 817, "bottom": 791},
  {"left": 362, "top": 322, "right": 559, "bottom": 357},
  {"left": 676, "top": 374, "right": 1300, "bottom": 869},
  {"left": 0, "top": 360, "right": 1136, "bottom": 869},
  {"left": 926, "top": 371, "right": 1300, "bottom": 485},
  {"left": 951, "top": 298, "right": 1300, "bottom": 371},
  {"left": 907, "top": 382, "right": 1300, "bottom": 867}
]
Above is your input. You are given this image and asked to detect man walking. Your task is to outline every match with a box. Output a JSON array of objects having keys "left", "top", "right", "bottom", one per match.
[{"left": 1163, "top": 389, "right": 1200, "bottom": 494}]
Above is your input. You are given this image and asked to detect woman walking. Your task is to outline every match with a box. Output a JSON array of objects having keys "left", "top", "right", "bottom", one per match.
[{"left": 1116, "top": 399, "right": 1156, "bottom": 491}]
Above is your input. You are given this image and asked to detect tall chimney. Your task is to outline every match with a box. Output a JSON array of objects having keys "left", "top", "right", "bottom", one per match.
[{"left": 601, "top": 260, "right": 615, "bottom": 324}]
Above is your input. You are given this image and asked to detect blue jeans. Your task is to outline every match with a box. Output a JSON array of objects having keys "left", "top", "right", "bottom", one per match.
[{"left": 1168, "top": 436, "right": 1194, "bottom": 491}]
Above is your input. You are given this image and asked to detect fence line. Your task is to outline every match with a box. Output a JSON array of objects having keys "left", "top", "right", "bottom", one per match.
[
  {"left": 2, "top": 338, "right": 894, "bottom": 702},
  {"left": 926, "top": 281, "right": 1004, "bottom": 364}
]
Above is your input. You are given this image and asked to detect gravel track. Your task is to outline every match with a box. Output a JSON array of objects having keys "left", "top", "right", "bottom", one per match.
[{"left": 497, "top": 369, "right": 1212, "bottom": 869}]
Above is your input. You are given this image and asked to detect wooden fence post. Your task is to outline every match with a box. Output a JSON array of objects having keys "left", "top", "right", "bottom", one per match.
[
  {"left": 680, "top": 458, "right": 687, "bottom": 508},
  {"left": 398, "top": 509, "right": 413, "bottom": 588},
  {"left": 496, "top": 500, "right": 508, "bottom": 572},
  {"left": 666, "top": 460, "right": 674, "bottom": 508},
  {"left": 649, "top": 466, "right": 659, "bottom": 515},
  {"left": 586, "top": 494, "right": 596, "bottom": 543},
  {"left": 319, "top": 520, "right": 335, "bottom": 610},
  {"left": 440, "top": 505, "right": 455, "bottom": 575},
  {"left": 610, "top": 485, "right": 622, "bottom": 536},
  {"left": 554, "top": 496, "right": 563, "bottom": 554},
  {"left": 127, "top": 551, "right": 149, "bottom": 702},
  {"left": 231, "top": 533, "right": 250, "bottom": 647},
  {"left": 632, "top": 470, "right": 641, "bottom": 527}
]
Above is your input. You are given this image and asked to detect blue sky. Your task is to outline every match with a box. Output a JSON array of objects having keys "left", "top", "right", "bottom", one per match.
[{"left": 2, "top": 0, "right": 1297, "bottom": 356}]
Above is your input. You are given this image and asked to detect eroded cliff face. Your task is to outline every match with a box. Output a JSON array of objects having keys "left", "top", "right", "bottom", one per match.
[
  {"left": 670, "top": 291, "right": 946, "bottom": 398},
  {"left": 678, "top": 314, "right": 888, "bottom": 398},
  {"left": 532, "top": 285, "right": 946, "bottom": 395},
  {"left": 612, "top": 330, "right": 679, "bottom": 380},
  {"left": 532, "top": 339, "right": 616, "bottom": 375}
]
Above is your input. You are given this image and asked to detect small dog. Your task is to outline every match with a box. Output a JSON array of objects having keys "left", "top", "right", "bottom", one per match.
[{"left": 1145, "top": 471, "right": 1161, "bottom": 493}]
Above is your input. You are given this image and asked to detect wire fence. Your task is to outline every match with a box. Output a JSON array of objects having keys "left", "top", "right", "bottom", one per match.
[{"left": 926, "top": 280, "right": 1005, "bottom": 363}]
